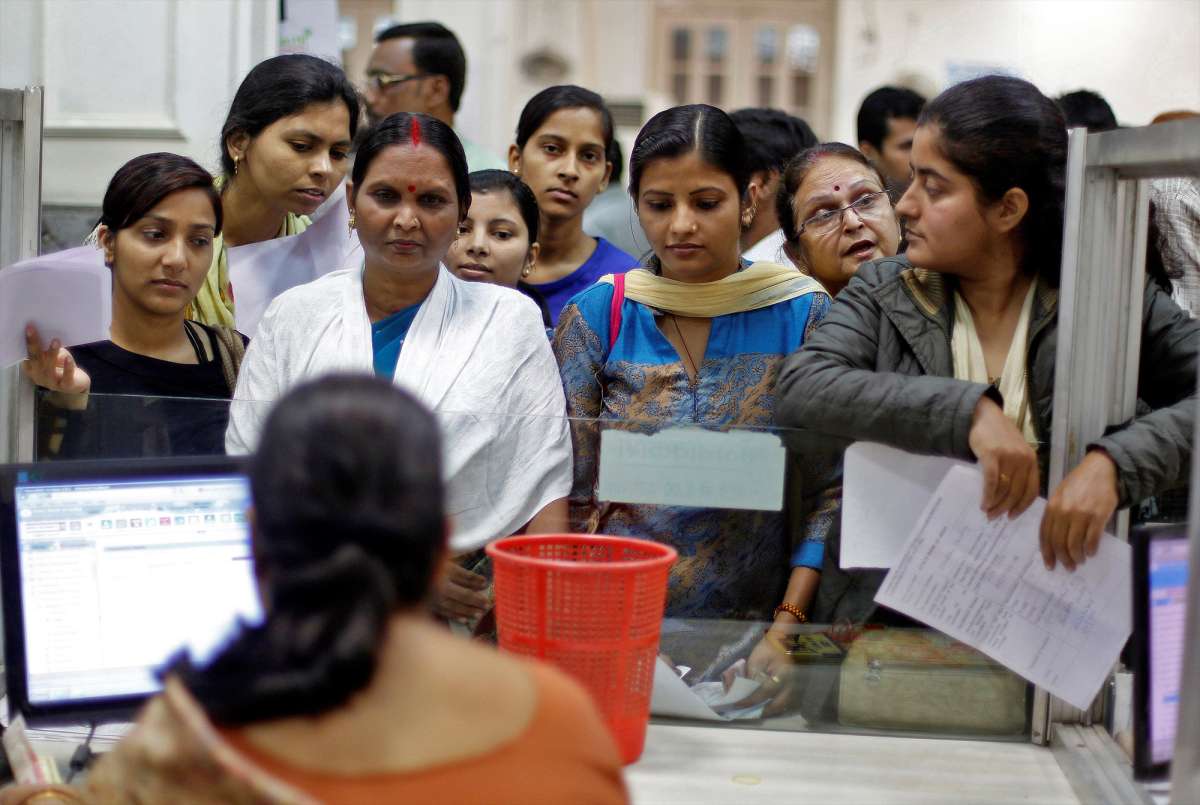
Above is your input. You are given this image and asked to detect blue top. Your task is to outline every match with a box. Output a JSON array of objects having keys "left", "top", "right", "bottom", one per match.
[
  {"left": 529, "top": 237, "right": 638, "bottom": 327},
  {"left": 371, "top": 303, "right": 422, "bottom": 378},
  {"left": 553, "top": 282, "right": 834, "bottom": 620}
]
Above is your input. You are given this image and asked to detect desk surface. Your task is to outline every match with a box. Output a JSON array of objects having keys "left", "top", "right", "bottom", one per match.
[
  {"left": 23, "top": 718, "right": 1083, "bottom": 803},
  {"left": 627, "top": 723, "right": 1081, "bottom": 805}
]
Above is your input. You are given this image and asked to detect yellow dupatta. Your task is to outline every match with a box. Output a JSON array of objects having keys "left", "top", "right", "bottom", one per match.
[
  {"left": 187, "top": 214, "right": 309, "bottom": 327},
  {"left": 597, "top": 261, "right": 825, "bottom": 317}
]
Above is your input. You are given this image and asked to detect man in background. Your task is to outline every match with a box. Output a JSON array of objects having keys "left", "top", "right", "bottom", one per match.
[
  {"left": 730, "top": 108, "right": 818, "bottom": 263},
  {"left": 364, "top": 21, "right": 506, "bottom": 170},
  {"left": 1149, "top": 110, "right": 1200, "bottom": 317},
  {"left": 1057, "top": 89, "right": 1119, "bottom": 131},
  {"left": 856, "top": 86, "right": 925, "bottom": 194}
]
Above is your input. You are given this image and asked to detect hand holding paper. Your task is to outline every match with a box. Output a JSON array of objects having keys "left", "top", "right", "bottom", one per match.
[
  {"left": 0, "top": 247, "right": 112, "bottom": 368},
  {"left": 875, "top": 464, "right": 1131, "bottom": 711},
  {"left": 20, "top": 325, "right": 92, "bottom": 396}
]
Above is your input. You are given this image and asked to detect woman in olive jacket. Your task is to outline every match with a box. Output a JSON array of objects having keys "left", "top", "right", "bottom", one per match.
[{"left": 775, "top": 76, "right": 1199, "bottom": 625}]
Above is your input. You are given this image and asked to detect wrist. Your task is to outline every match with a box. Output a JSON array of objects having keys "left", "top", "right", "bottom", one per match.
[
  {"left": 1084, "top": 447, "right": 1120, "bottom": 489},
  {"left": 772, "top": 602, "right": 807, "bottom": 626}
]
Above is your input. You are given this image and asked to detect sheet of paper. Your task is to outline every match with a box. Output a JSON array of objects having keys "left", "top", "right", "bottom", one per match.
[
  {"left": 841, "top": 442, "right": 971, "bottom": 569},
  {"left": 650, "top": 657, "right": 764, "bottom": 721},
  {"left": 597, "top": 427, "right": 786, "bottom": 511},
  {"left": 875, "top": 465, "right": 1132, "bottom": 711},
  {"left": 228, "top": 183, "right": 361, "bottom": 338},
  {"left": 1, "top": 247, "right": 112, "bottom": 367}
]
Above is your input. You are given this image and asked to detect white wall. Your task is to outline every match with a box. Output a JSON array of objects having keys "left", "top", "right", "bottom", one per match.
[
  {"left": 1, "top": 0, "right": 275, "bottom": 207},
  {"left": 8, "top": 0, "right": 1200, "bottom": 205},
  {"left": 831, "top": 0, "right": 1200, "bottom": 144},
  {"left": 391, "top": 0, "right": 655, "bottom": 160}
]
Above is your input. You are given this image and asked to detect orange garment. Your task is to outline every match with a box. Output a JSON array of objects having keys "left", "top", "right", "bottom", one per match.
[{"left": 219, "top": 663, "right": 629, "bottom": 805}]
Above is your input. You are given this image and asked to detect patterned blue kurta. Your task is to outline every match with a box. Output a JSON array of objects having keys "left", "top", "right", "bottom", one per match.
[{"left": 553, "top": 281, "right": 832, "bottom": 620}]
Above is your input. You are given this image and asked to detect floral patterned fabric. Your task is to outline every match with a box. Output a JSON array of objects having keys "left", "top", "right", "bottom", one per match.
[{"left": 553, "top": 281, "right": 832, "bottom": 620}]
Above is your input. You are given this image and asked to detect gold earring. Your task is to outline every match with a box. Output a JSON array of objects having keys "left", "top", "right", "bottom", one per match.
[
  {"left": 521, "top": 264, "right": 533, "bottom": 277},
  {"left": 232, "top": 155, "right": 240, "bottom": 176},
  {"left": 348, "top": 213, "right": 356, "bottom": 231}
]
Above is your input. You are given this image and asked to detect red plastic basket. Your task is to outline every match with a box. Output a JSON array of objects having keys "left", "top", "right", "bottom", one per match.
[{"left": 486, "top": 534, "right": 677, "bottom": 764}]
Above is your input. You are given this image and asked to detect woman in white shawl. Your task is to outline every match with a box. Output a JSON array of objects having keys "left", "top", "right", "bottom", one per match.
[{"left": 227, "top": 113, "right": 572, "bottom": 623}]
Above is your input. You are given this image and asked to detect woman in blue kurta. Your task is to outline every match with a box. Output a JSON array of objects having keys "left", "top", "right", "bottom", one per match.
[{"left": 554, "top": 105, "right": 834, "bottom": 621}]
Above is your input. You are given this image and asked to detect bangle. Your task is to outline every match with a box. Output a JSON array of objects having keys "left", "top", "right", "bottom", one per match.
[
  {"left": 19, "top": 792, "right": 85, "bottom": 805},
  {"left": 773, "top": 603, "right": 808, "bottom": 623}
]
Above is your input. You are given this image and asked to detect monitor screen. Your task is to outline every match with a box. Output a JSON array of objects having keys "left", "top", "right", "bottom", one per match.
[
  {"left": 1146, "top": 535, "right": 1189, "bottom": 767},
  {"left": 11, "top": 471, "right": 261, "bottom": 709}
]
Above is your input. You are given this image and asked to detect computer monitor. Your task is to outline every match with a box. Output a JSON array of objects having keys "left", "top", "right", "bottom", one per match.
[
  {"left": 1132, "top": 522, "right": 1191, "bottom": 780},
  {"left": 0, "top": 457, "right": 262, "bottom": 725}
]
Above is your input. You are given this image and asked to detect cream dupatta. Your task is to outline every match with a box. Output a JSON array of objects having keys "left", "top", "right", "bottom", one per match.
[
  {"left": 951, "top": 283, "right": 1039, "bottom": 445},
  {"left": 597, "top": 261, "right": 826, "bottom": 317}
]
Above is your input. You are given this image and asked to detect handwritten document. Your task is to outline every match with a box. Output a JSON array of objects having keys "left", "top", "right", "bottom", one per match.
[
  {"left": 841, "top": 442, "right": 970, "bottom": 569},
  {"left": 1, "top": 247, "right": 111, "bottom": 367},
  {"left": 876, "top": 465, "right": 1131, "bottom": 711}
]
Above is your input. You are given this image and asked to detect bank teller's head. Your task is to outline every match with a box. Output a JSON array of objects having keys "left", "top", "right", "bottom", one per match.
[
  {"left": 97, "top": 153, "right": 223, "bottom": 319},
  {"left": 174, "top": 375, "right": 447, "bottom": 725},
  {"left": 248, "top": 375, "right": 446, "bottom": 610},
  {"left": 221, "top": 54, "right": 359, "bottom": 219},
  {"left": 347, "top": 113, "right": 471, "bottom": 278}
]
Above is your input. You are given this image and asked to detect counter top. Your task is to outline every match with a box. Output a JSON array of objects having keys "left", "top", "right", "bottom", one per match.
[{"left": 628, "top": 722, "right": 1081, "bottom": 804}]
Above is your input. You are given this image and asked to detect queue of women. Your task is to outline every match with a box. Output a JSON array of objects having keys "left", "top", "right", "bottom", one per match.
[{"left": 12, "top": 52, "right": 1199, "bottom": 802}]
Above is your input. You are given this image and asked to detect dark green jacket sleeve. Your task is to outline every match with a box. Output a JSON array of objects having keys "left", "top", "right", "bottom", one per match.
[
  {"left": 1092, "top": 281, "right": 1199, "bottom": 506},
  {"left": 775, "top": 266, "right": 990, "bottom": 460}
]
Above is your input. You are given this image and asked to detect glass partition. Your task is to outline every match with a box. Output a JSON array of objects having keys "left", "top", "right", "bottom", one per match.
[{"left": 18, "top": 391, "right": 1051, "bottom": 741}]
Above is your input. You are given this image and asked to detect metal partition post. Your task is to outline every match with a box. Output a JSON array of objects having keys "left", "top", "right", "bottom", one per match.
[
  {"left": 1032, "top": 119, "right": 1200, "bottom": 746},
  {"left": 1171, "top": 390, "right": 1200, "bottom": 803},
  {"left": 0, "top": 87, "right": 43, "bottom": 465}
]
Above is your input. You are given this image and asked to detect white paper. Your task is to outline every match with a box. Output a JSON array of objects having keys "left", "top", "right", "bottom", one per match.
[
  {"left": 597, "top": 427, "right": 786, "bottom": 511},
  {"left": 841, "top": 442, "right": 971, "bottom": 569},
  {"left": 650, "top": 656, "right": 764, "bottom": 721},
  {"left": 227, "top": 183, "right": 361, "bottom": 338},
  {"left": 1, "top": 247, "right": 112, "bottom": 367},
  {"left": 876, "top": 465, "right": 1132, "bottom": 711}
]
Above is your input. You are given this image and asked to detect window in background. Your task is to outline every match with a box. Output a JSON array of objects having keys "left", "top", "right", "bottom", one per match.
[
  {"left": 756, "top": 26, "right": 777, "bottom": 107},
  {"left": 671, "top": 27, "right": 691, "bottom": 104},
  {"left": 652, "top": 1, "right": 835, "bottom": 135},
  {"left": 706, "top": 27, "right": 728, "bottom": 106}
]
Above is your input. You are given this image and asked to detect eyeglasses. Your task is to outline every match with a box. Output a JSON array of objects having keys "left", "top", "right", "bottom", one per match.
[
  {"left": 365, "top": 70, "right": 430, "bottom": 92},
  {"left": 798, "top": 190, "right": 892, "bottom": 236}
]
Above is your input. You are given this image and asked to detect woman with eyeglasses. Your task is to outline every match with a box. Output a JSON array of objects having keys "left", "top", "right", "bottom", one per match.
[{"left": 776, "top": 143, "right": 902, "bottom": 297}]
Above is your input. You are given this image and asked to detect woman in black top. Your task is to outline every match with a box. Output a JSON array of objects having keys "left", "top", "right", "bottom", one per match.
[{"left": 23, "top": 152, "right": 243, "bottom": 458}]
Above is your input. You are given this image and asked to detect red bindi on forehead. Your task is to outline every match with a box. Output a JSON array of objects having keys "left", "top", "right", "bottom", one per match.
[
  {"left": 408, "top": 185, "right": 416, "bottom": 193},
  {"left": 834, "top": 185, "right": 840, "bottom": 191}
]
